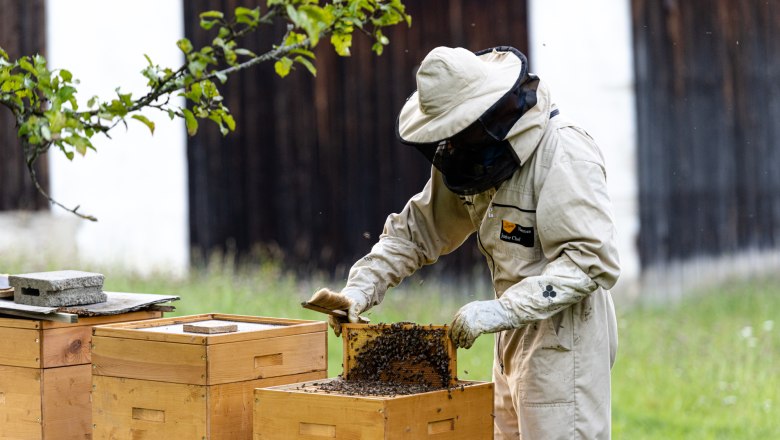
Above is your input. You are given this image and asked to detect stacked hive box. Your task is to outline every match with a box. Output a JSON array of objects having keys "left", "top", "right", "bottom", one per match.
[
  {"left": 91, "top": 313, "right": 327, "bottom": 440},
  {"left": 254, "top": 323, "right": 494, "bottom": 439},
  {"left": 0, "top": 310, "right": 163, "bottom": 440},
  {"left": 254, "top": 379, "right": 494, "bottom": 439}
]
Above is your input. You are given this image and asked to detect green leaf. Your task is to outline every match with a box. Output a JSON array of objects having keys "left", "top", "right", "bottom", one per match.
[
  {"left": 274, "top": 57, "right": 293, "bottom": 77},
  {"left": 131, "top": 114, "right": 155, "bottom": 134},
  {"left": 294, "top": 5, "right": 331, "bottom": 47},
  {"left": 187, "top": 59, "right": 208, "bottom": 78},
  {"left": 0, "top": 46, "right": 7, "bottom": 60},
  {"left": 41, "top": 125, "right": 52, "bottom": 141},
  {"left": 199, "top": 10, "right": 224, "bottom": 19},
  {"left": 294, "top": 56, "right": 317, "bottom": 76},
  {"left": 223, "top": 48, "right": 237, "bottom": 66},
  {"left": 141, "top": 65, "right": 160, "bottom": 86},
  {"left": 177, "top": 38, "right": 193, "bottom": 54},
  {"left": 59, "top": 69, "right": 73, "bottom": 82},
  {"left": 331, "top": 33, "right": 352, "bottom": 56},
  {"left": 217, "top": 26, "right": 231, "bottom": 39},
  {"left": 200, "top": 18, "right": 219, "bottom": 30},
  {"left": 67, "top": 135, "right": 91, "bottom": 156},
  {"left": 199, "top": 10, "right": 224, "bottom": 31},
  {"left": 235, "top": 6, "right": 260, "bottom": 25},
  {"left": 19, "top": 58, "right": 35, "bottom": 74},
  {"left": 57, "top": 85, "right": 77, "bottom": 103},
  {"left": 284, "top": 31, "right": 307, "bottom": 46},
  {"left": 32, "top": 54, "right": 46, "bottom": 69},
  {"left": 47, "top": 111, "right": 67, "bottom": 132},
  {"left": 184, "top": 82, "right": 203, "bottom": 102},
  {"left": 222, "top": 112, "right": 236, "bottom": 131},
  {"left": 286, "top": 4, "right": 301, "bottom": 27},
  {"left": 182, "top": 108, "right": 198, "bottom": 136},
  {"left": 116, "top": 90, "right": 133, "bottom": 106},
  {"left": 290, "top": 48, "right": 315, "bottom": 59}
]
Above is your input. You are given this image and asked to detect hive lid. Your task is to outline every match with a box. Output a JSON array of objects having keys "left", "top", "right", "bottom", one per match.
[
  {"left": 92, "top": 313, "right": 327, "bottom": 344},
  {"left": 9, "top": 270, "right": 104, "bottom": 291},
  {"left": 140, "top": 318, "right": 282, "bottom": 335}
]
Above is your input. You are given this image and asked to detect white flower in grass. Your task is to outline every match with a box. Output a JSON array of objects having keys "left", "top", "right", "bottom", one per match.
[
  {"left": 762, "top": 320, "right": 774, "bottom": 332},
  {"left": 722, "top": 395, "right": 737, "bottom": 406},
  {"left": 740, "top": 326, "right": 753, "bottom": 339}
]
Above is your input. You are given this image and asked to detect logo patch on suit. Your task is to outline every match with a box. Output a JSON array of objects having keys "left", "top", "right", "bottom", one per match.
[{"left": 500, "top": 219, "right": 534, "bottom": 247}]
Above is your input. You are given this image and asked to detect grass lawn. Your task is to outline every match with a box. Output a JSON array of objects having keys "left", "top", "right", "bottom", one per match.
[
  {"left": 612, "top": 278, "right": 779, "bottom": 439},
  {"left": 2, "top": 259, "right": 778, "bottom": 438}
]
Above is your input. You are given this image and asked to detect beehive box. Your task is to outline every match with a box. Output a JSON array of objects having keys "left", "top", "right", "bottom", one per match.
[
  {"left": 0, "top": 310, "right": 163, "bottom": 440},
  {"left": 91, "top": 313, "right": 328, "bottom": 440},
  {"left": 253, "top": 378, "right": 494, "bottom": 439},
  {"left": 342, "top": 323, "right": 457, "bottom": 388}
]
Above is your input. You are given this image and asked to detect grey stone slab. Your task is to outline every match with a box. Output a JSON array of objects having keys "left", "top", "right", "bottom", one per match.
[
  {"left": 9, "top": 270, "right": 104, "bottom": 291},
  {"left": 14, "top": 285, "right": 107, "bottom": 307},
  {"left": 10, "top": 270, "right": 106, "bottom": 307}
]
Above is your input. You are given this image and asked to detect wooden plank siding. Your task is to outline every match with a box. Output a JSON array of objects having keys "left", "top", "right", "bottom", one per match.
[
  {"left": 632, "top": 0, "right": 780, "bottom": 267},
  {"left": 184, "top": 0, "right": 529, "bottom": 274},
  {"left": 0, "top": 0, "right": 49, "bottom": 211}
]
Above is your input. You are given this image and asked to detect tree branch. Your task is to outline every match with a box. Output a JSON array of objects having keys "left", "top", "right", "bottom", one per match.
[{"left": 25, "top": 148, "right": 97, "bottom": 221}]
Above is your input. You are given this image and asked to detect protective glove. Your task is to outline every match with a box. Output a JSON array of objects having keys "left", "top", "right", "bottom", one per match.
[
  {"left": 322, "top": 288, "right": 371, "bottom": 337},
  {"left": 449, "top": 299, "right": 516, "bottom": 349}
]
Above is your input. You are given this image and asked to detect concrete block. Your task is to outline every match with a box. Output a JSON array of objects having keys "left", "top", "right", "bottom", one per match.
[{"left": 9, "top": 270, "right": 107, "bottom": 307}]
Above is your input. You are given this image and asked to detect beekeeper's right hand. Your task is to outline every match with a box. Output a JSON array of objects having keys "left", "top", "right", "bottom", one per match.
[{"left": 326, "top": 288, "right": 371, "bottom": 336}]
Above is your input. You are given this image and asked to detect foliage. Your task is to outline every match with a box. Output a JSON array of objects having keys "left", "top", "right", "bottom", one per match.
[{"left": 0, "top": 0, "right": 410, "bottom": 220}]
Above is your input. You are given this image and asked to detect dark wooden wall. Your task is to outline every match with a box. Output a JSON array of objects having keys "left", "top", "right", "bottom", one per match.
[
  {"left": 185, "top": 1, "right": 529, "bottom": 274},
  {"left": 632, "top": 0, "right": 780, "bottom": 268},
  {"left": 0, "top": 0, "right": 49, "bottom": 211}
]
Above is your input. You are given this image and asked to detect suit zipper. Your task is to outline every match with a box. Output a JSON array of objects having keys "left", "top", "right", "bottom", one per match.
[
  {"left": 476, "top": 222, "right": 504, "bottom": 375},
  {"left": 480, "top": 196, "right": 504, "bottom": 374}
]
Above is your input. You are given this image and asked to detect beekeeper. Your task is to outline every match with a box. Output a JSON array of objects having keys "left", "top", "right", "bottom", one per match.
[{"left": 326, "top": 46, "right": 620, "bottom": 439}]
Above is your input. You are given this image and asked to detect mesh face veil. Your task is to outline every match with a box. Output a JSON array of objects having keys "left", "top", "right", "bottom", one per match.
[{"left": 430, "top": 123, "right": 519, "bottom": 195}]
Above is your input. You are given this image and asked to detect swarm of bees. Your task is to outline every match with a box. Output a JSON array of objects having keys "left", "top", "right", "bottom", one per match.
[{"left": 314, "top": 322, "right": 455, "bottom": 396}]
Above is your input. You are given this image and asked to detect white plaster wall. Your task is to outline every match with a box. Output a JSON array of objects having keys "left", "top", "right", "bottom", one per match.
[
  {"left": 528, "top": 0, "right": 639, "bottom": 295},
  {"left": 45, "top": 0, "right": 188, "bottom": 275}
]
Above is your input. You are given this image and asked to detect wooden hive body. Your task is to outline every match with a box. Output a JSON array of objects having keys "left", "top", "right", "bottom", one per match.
[
  {"left": 91, "top": 313, "right": 328, "bottom": 440},
  {"left": 253, "top": 378, "right": 494, "bottom": 439},
  {"left": 0, "top": 311, "right": 163, "bottom": 440}
]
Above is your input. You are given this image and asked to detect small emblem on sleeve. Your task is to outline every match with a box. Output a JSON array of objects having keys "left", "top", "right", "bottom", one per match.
[
  {"left": 542, "top": 285, "right": 557, "bottom": 298},
  {"left": 499, "top": 219, "right": 534, "bottom": 247}
]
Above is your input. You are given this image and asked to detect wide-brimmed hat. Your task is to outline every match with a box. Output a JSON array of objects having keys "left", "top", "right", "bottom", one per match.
[{"left": 397, "top": 46, "right": 526, "bottom": 144}]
